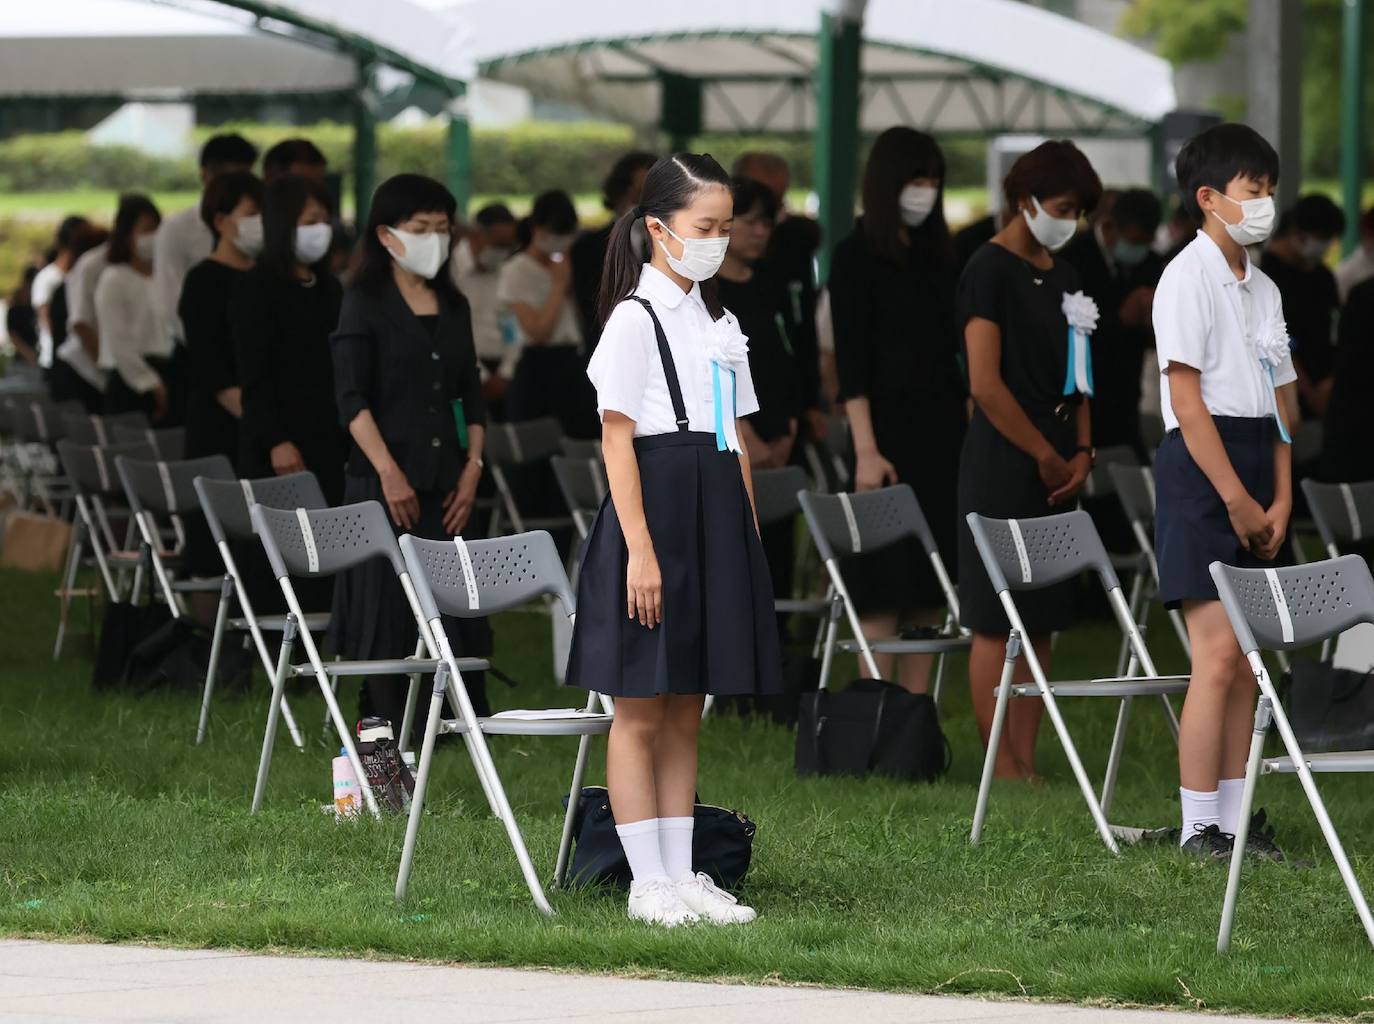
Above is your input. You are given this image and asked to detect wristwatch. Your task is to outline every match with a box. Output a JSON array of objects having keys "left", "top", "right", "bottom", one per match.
[
  {"left": 468, "top": 456, "right": 485, "bottom": 470},
  {"left": 1074, "top": 445, "right": 1097, "bottom": 466}
]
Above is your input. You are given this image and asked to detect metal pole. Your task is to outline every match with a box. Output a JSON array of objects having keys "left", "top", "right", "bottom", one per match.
[
  {"left": 1341, "top": 0, "right": 1368, "bottom": 256},
  {"left": 1246, "top": 0, "right": 1304, "bottom": 210},
  {"left": 446, "top": 90, "right": 473, "bottom": 219},
  {"left": 814, "top": 3, "right": 865, "bottom": 285},
  {"left": 353, "top": 58, "right": 378, "bottom": 229}
]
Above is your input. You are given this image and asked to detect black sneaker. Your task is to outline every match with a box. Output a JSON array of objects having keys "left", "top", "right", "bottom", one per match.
[
  {"left": 1242, "top": 808, "right": 1312, "bottom": 866},
  {"left": 1181, "top": 823, "right": 1235, "bottom": 860},
  {"left": 355, "top": 717, "right": 415, "bottom": 813}
]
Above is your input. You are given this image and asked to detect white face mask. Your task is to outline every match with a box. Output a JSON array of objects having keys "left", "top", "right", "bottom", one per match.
[
  {"left": 651, "top": 217, "right": 730, "bottom": 282},
  {"left": 385, "top": 226, "right": 450, "bottom": 280},
  {"left": 232, "top": 214, "right": 263, "bottom": 258},
  {"left": 1023, "top": 196, "right": 1078, "bottom": 252},
  {"left": 1298, "top": 235, "right": 1331, "bottom": 268},
  {"left": 1210, "top": 191, "right": 1275, "bottom": 247},
  {"left": 134, "top": 233, "right": 157, "bottom": 264},
  {"left": 294, "top": 222, "right": 333, "bottom": 265},
  {"left": 899, "top": 184, "right": 938, "bottom": 228},
  {"left": 535, "top": 232, "right": 575, "bottom": 256}
]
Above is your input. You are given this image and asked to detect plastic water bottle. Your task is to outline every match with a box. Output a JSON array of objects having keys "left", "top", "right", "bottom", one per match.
[{"left": 332, "top": 747, "right": 361, "bottom": 820}]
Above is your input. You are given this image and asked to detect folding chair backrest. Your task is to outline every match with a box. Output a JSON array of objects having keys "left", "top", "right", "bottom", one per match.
[
  {"left": 1109, "top": 462, "right": 1157, "bottom": 527},
  {"left": 1082, "top": 445, "right": 1138, "bottom": 499},
  {"left": 116, "top": 454, "right": 234, "bottom": 518},
  {"left": 486, "top": 418, "right": 565, "bottom": 467},
  {"left": 965, "top": 509, "right": 1117, "bottom": 594},
  {"left": 401, "top": 530, "right": 575, "bottom": 620},
  {"left": 550, "top": 454, "right": 607, "bottom": 515},
  {"left": 250, "top": 499, "right": 403, "bottom": 580},
  {"left": 193, "top": 471, "right": 328, "bottom": 545},
  {"left": 799, "top": 484, "right": 937, "bottom": 562},
  {"left": 1301, "top": 479, "right": 1374, "bottom": 552},
  {"left": 111, "top": 425, "right": 186, "bottom": 461},
  {"left": 56, "top": 440, "right": 153, "bottom": 499},
  {"left": 15, "top": 399, "right": 67, "bottom": 445},
  {"left": 559, "top": 438, "right": 603, "bottom": 462},
  {"left": 752, "top": 466, "right": 809, "bottom": 527},
  {"left": 1211, "top": 555, "right": 1374, "bottom": 654},
  {"left": 61, "top": 411, "right": 149, "bottom": 447}
]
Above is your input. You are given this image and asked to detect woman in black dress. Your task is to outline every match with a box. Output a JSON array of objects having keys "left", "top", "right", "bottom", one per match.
[
  {"left": 716, "top": 177, "right": 808, "bottom": 610},
  {"left": 233, "top": 174, "right": 346, "bottom": 505},
  {"left": 957, "top": 140, "right": 1102, "bottom": 779},
  {"left": 829, "top": 127, "right": 966, "bottom": 693},
  {"left": 329, "top": 174, "right": 490, "bottom": 738},
  {"left": 180, "top": 171, "right": 261, "bottom": 466}
]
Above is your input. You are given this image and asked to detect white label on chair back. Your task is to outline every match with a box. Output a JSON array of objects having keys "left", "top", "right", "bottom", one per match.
[
  {"left": 837, "top": 492, "right": 862, "bottom": 553},
  {"left": 92, "top": 418, "right": 108, "bottom": 447},
  {"left": 1340, "top": 483, "right": 1361, "bottom": 540},
  {"left": 453, "top": 537, "right": 480, "bottom": 610},
  {"left": 1264, "top": 568, "right": 1295, "bottom": 645},
  {"left": 31, "top": 403, "right": 48, "bottom": 442},
  {"left": 1141, "top": 468, "right": 1156, "bottom": 512},
  {"left": 590, "top": 459, "right": 608, "bottom": 503},
  {"left": 157, "top": 461, "right": 175, "bottom": 512},
  {"left": 92, "top": 447, "right": 110, "bottom": 493},
  {"left": 504, "top": 423, "right": 523, "bottom": 463},
  {"left": 1008, "top": 518, "right": 1033, "bottom": 584},
  {"left": 295, "top": 508, "right": 320, "bottom": 574},
  {"left": 240, "top": 479, "right": 255, "bottom": 507}
]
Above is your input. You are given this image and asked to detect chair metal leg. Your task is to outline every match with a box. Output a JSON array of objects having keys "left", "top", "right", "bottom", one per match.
[
  {"left": 1218, "top": 695, "right": 1269, "bottom": 953},
  {"left": 251, "top": 617, "right": 297, "bottom": 814},
  {"left": 553, "top": 689, "right": 602, "bottom": 889},
  {"left": 396, "top": 671, "right": 448, "bottom": 902},
  {"left": 1115, "top": 566, "right": 1146, "bottom": 677},
  {"left": 971, "top": 631, "right": 1019, "bottom": 844},
  {"left": 53, "top": 523, "right": 85, "bottom": 660},
  {"left": 197, "top": 577, "right": 234, "bottom": 745},
  {"left": 398, "top": 636, "right": 427, "bottom": 755},
  {"left": 1099, "top": 697, "right": 1133, "bottom": 818},
  {"left": 931, "top": 652, "right": 947, "bottom": 707}
]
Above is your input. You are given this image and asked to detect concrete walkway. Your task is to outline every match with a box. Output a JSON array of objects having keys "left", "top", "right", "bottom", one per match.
[{"left": 0, "top": 939, "right": 1293, "bottom": 1023}]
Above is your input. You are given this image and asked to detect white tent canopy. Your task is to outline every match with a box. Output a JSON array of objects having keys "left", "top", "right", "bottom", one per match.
[
  {"left": 462, "top": 0, "right": 1176, "bottom": 136},
  {"left": 0, "top": 0, "right": 472, "bottom": 99}
]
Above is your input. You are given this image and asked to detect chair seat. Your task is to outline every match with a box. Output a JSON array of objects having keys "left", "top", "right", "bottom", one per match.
[
  {"left": 292, "top": 657, "right": 443, "bottom": 677},
  {"left": 1263, "top": 749, "right": 1374, "bottom": 774},
  {"left": 1001, "top": 675, "right": 1190, "bottom": 698},
  {"left": 229, "top": 612, "right": 331, "bottom": 633},
  {"left": 172, "top": 577, "right": 225, "bottom": 593},
  {"left": 776, "top": 597, "right": 830, "bottom": 615},
  {"left": 438, "top": 711, "right": 614, "bottom": 737},
  {"left": 838, "top": 634, "right": 972, "bottom": 655}
]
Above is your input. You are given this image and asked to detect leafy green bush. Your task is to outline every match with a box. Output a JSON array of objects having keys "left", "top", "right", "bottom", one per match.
[{"left": 0, "top": 133, "right": 196, "bottom": 193}]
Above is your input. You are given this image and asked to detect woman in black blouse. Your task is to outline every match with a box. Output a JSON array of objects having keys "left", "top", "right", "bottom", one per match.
[
  {"left": 329, "top": 173, "right": 490, "bottom": 736},
  {"left": 829, "top": 127, "right": 966, "bottom": 694},
  {"left": 957, "top": 141, "right": 1102, "bottom": 780},
  {"left": 180, "top": 171, "right": 261, "bottom": 466},
  {"left": 233, "top": 174, "right": 345, "bottom": 504}
]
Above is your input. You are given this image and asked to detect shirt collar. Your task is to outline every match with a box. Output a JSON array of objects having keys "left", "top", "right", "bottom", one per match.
[
  {"left": 636, "top": 263, "right": 701, "bottom": 311},
  {"left": 1194, "top": 228, "right": 1253, "bottom": 287}
]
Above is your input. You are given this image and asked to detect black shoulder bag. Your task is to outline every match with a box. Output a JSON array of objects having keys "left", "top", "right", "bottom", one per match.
[{"left": 795, "top": 678, "right": 951, "bottom": 781}]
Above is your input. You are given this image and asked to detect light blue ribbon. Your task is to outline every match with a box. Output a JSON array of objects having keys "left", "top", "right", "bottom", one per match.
[
  {"left": 711, "top": 361, "right": 738, "bottom": 452},
  {"left": 1265, "top": 363, "right": 1292, "bottom": 444},
  {"left": 1062, "top": 326, "right": 1095, "bottom": 397}
]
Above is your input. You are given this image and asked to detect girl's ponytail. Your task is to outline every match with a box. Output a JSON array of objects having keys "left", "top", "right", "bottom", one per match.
[{"left": 596, "top": 204, "right": 648, "bottom": 327}]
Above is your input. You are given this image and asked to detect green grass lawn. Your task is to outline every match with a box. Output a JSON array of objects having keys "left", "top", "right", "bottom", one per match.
[{"left": 2, "top": 563, "right": 1373, "bottom": 1020}]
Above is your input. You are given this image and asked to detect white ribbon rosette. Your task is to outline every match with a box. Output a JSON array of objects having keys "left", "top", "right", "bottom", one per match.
[
  {"left": 1060, "top": 290, "right": 1100, "bottom": 397},
  {"left": 1253, "top": 314, "right": 1293, "bottom": 443},
  {"left": 704, "top": 312, "right": 750, "bottom": 453}
]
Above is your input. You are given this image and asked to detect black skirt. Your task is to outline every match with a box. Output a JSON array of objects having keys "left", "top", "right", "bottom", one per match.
[
  {"left": 957, "top": 408, "right": 1078, "bottom": 636},
  {"left": 565, "top": 431, "right": 784, "bottom": 698},
  {"left": 1155, "top": 416, "right": 1278, "bottom": 608}
]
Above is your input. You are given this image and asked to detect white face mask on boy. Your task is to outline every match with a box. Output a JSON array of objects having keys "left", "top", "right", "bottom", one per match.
[{"left": 1209, "top": 191, "right": 1275, "bottom": 247}]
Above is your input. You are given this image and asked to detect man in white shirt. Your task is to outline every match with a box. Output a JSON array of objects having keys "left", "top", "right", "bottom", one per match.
[
  {"left": 29, "top": 216, "right": 90, "bottom": 368},
  {"left": 1335, "top": 206, "right": 1374, "bottom": 303},
  {"left": 152, "top": 134, "right": 258, "bottom": 348},
  {"left": 451, "top": 203, "right": 520, "bottom": 405}
]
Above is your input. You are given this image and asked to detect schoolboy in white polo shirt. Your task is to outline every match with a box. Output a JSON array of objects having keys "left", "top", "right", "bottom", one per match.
[{"left": 1153, "top": 123, "right": 1296, "bottom": 859}]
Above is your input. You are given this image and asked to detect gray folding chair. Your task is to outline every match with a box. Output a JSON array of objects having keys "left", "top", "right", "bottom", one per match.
[
  {"left": 798, "top": 484, "right": 970, "bottom": 704},
  {"left": 111, "top": 425, "right": 186, "bottom": 461},
  {"left": 549, "top": 453, "right": 607, "bottom": 541},
  {"left": 558, "top": 437, "right": 603, "bottom": 463},
  {"left": 752, "top": 466, "right": 830, "bottom": 631},
  {"left": 1109, "top": 462, "right": 1192, "bottom": 662},
  {"left": 1301, "top": 479, "right": 1374, "bottom": 561},
  {"left": 249, "top": 500, "right": 471, "bottom": 819},
  {"left": 114, "top": 454, "right": 232, "bottom": 617},
  {"left": 1212, "top": 555, "right": 1374, "bottom": 951},
  {"left": 484, "top": 417, "right": 571, "bottom": 536},
  {"left": 191, "top": 472, "right": 333, "bottom": 749},
  {"left": 965, "top": 509, "right": 1188, "bottom": 852},
  {"left": 61, "top": 411, "right": 149, "bottom": 447},
  {"left": 800, "top": 414, "right": 851, "bottom": 493},
  {"left": 12, "top": 398, "right": 75, "bottom": 516},
  {"left": 395, "top": 530, "right": 613, "bottom": 913}
]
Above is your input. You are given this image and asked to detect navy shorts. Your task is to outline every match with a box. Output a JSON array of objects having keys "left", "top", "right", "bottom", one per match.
[{"left": 1155, "top": 416, "right": 1279, "bottom": 609}]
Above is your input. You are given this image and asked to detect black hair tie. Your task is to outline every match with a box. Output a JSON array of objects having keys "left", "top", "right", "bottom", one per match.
[{"left": 628, "top": 205, "right": 643, "bottom": 219}]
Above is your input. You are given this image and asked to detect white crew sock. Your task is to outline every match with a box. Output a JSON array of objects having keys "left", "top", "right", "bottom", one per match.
[
  {"left": 1217, "top": 777, "right": 1247, "bottom": 834},
  {"left": 615, "top": 818, "right": 667, "bottom": 885},
  {"left": 1180, "top": 786, "right": 1221, "bottom": 847},
  {"left": 658, "top": 816, "right": 695, "bottom": 881}
]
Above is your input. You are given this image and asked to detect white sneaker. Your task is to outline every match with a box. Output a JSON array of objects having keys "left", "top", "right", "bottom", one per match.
[
  {"left": 627, "top": 878, "right": 700, "bottom": 927},
  {"left": 673, "top": 872, "right": 757, "bottom": 924}
]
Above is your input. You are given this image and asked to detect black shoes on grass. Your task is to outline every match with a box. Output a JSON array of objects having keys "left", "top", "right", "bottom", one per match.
[{"left": 1178, "top": 810, "right": 1298, "bottom": 864}]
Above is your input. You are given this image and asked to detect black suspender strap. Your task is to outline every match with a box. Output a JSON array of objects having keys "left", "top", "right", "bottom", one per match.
[{"left": 628, "top": 296, "right": 690, "bottom": 432}]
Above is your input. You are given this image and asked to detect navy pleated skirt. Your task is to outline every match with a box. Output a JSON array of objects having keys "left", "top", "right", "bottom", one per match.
[
  {"left": 1155, "top": 415, "right": 1279, "bottom": 608},
  {"left": 565, "top": 431, "right": 784, "bottom": 698}
]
